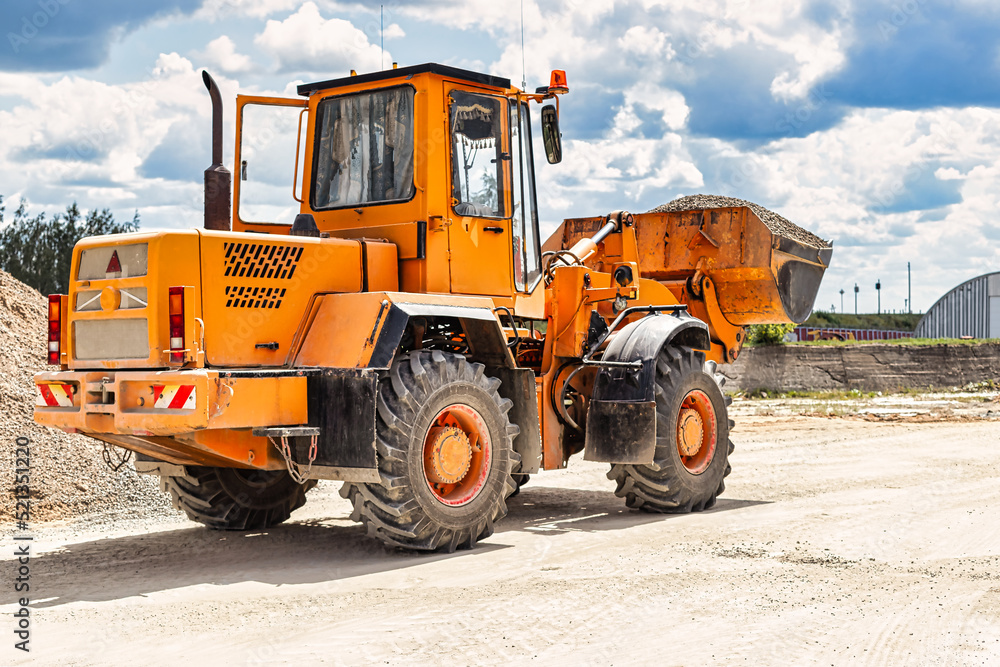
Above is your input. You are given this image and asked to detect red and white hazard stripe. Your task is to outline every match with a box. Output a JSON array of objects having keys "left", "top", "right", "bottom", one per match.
[
  {"left": 151, "top": 384, "right": 196, "bottom": 410},
  {"left": 36, "top": 383, "right": 74, "bottom": 407}
]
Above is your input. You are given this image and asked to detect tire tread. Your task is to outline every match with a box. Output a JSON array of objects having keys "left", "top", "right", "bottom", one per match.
[
  {"left": 608, "top": 346, "right": 733, "bottom": 513},
  {"left": 345, "top": 351, "right": 519, "bottom": 552}
]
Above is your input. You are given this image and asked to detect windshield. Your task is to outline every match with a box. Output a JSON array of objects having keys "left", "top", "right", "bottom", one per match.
[{"left": 311, "top": 86, "right": 415, "bottom": 209}]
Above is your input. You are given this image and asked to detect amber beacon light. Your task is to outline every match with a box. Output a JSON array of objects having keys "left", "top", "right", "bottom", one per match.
[{"left": 548, "top": 70, "right": 569, "bottom": 94}]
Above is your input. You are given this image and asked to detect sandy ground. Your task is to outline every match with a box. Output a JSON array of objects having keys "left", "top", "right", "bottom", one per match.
[{"left": 3, "top": 415, "right": 999, "bottom": 666}]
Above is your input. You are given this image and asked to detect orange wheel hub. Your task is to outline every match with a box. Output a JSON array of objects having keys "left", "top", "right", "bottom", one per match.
[
  {"left": 675, "top": 389, "right": 717, "bottom": 475},
  {"left": 422, "top": 404, "right": 492, "bottom": 506},
  {"left": 424, "top": 426, "right": 473, "bottom": 484},
  {"left": 677, "top": 409, "right": 704, "bottom": 457}
]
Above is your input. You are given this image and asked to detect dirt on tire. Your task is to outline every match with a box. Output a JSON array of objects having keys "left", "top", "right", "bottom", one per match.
[
  {"left": 608, "top": 345, "right": 733, "bottom": 512},
  {"left": 342, "top": 350, "right": 520, "bottom": 552}
]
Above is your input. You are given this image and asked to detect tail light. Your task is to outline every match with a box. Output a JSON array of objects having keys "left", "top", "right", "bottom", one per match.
[
  {"left": 168, "top": 286, "right": 185, "bottom": 363},
  {"left": 47, "top": 294, "right": 65, "bottom": 365}
]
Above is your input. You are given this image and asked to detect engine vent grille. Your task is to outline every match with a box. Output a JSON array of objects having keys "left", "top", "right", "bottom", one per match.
[
  {"left": 74, "top": 319, "right": 150, "bottom": 360},
  {"left": 223, "top": 242, "right": 303, "bottom": 280},
  {"left": 224, "top": 286, "right": 287, "bottom": 309}
]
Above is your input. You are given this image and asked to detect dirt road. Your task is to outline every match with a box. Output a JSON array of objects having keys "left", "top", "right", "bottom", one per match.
[{"left": 4, "top": 416, "right": 999, "bottom": 666}]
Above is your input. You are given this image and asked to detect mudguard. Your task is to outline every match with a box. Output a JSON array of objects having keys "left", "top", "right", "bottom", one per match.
[
  {"left": 487, "top": 365, "right": 542, "bottom": 474},
  {"left": 369, "top": 302, "right": 514, "bottom": 369},
  {"left": 584, "top": 311, "right": 710, "bottom": 464}
]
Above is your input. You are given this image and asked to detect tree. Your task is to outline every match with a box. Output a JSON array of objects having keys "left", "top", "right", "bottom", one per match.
[
  {"left": 747, "top": 323, "right": 795, "bottom": 346},
  {"left": 0, "top": 196, "right": 140, "bottom": 295},
  {"left": 471, "top": 168, "right": 498, "bottom": 209}
]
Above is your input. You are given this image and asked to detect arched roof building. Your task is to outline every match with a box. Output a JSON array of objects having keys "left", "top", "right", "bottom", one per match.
[{"left": 914, "top": 272, "right": 1000, "bottom": 339}]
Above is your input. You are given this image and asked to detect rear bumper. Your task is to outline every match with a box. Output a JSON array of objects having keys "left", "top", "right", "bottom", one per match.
[
  {"left": 33, "top": 368, "right": 310, "bottom": 436},
  {"left": 33, "top": 368, "right": 378, "bottom": 480}
]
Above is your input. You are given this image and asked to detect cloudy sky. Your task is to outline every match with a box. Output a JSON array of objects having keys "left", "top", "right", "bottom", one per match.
[{"left": 1, "top": 0, "right": 998, "bottom": 314}]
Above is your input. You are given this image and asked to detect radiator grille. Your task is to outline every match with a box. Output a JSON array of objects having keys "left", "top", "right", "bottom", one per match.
[
  {"left": 224, "top": 286, "right": 287, "bottom": 309},
  {"left": 223, "top": 242, "right": 303, "bottom": 280},
  {"left": 74, "top": 319, "right": 149, "bottom": 360}
]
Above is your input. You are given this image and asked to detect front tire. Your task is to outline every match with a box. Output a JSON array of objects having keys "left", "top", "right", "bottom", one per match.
[
  {"left": 608, "top": 346, "right": 733, "bottom": 512},
  {"left": 342, "top": 350, "right": 520, "bottom": 552},
  {"left": 161, "top": 466, "right": 314, "bottom": 530}
]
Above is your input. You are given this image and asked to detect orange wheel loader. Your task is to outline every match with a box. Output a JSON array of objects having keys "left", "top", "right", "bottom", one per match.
[{"left": 34, "top": 64, "right": 832, "bottom": 551}]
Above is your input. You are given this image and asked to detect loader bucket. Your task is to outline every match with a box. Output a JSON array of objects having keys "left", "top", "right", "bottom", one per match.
[
  {"left": 770, "top": 234, "right": 833, "bottom": 324},
  {"left": 555, "top": 197, "right": 833, "bottom": 325},
  {"left": 641, "top": 201, "right": 832, "bottom": 325}
]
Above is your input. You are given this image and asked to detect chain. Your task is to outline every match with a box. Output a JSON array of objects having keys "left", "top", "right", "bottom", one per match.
[
  {"left": 269, "top": 435, "right": 318, "bottom": 484},
  {"left": 101, "top": 443, "right": 133, "bottom": 473}
]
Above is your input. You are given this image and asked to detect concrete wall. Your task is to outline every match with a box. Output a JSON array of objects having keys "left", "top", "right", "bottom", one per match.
[{"left": 721, "top": 343, "right": 1000, "bottom": 392}]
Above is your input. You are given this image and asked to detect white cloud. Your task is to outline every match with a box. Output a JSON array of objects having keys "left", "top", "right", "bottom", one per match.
[
  {"left": 618, "top": 25, "right": 674, "bottom": 60},
  {"left": 935, "top": 167, "right": 964, "bottom": 180},
  {"left": 615, "top": 83, "right": 690, "bottom": 133},
  {"left": 196, "top": 0, "right": 301, "bottom": 21},
  {"left": 712, "top": 106, "right": 1000, "bottom": 311},
  {"left": 0, "top": 53, "right": 237, "bottom": 230},
  {"left": 536, "top": 123, "right": 703, "bottom": 226},
  {"left": 192, "top": 36, "right": 255, "bottom": 74},
  {"left": 254, "top": 2, "right": 389, "bottom": 75},
  {"left": 400, "top": 0, "right": 540, "bottom": 33}
]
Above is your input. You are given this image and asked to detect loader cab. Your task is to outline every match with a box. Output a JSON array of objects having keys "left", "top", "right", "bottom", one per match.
[{"left": 232, "top": 63, "right": 556, "bottom": 302}]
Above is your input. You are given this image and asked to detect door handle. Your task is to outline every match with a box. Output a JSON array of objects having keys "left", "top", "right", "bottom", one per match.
[{"left": 483, "top": 226, "right": 503, "bottom": 234}]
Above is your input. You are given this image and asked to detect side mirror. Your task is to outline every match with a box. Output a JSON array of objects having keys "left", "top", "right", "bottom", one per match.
[{"left": 541, "top": 104, "right": 562, "bottom": 164}]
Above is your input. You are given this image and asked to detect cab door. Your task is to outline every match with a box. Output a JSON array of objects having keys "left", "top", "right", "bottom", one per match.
[
  {"left": 233, "top": 94, "right": 309, "bottom": 232},
  {"left": 445, "top": 87, "right": 514, "bottom": 297}
]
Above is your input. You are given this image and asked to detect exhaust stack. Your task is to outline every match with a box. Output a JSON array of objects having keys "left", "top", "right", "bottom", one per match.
[{"left": 202, "top": 70, "right": 232, "bottom": 231}]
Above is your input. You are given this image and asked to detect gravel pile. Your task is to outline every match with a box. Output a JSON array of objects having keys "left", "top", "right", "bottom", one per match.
[
  {"left": 0, "top": 269, "right": 176, "bottom": 524},
  {"left": 650, "top": 194, "right": 831, "bottom": 250}
]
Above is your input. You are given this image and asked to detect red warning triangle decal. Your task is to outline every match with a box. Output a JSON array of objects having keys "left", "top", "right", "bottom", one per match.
[{"left": 106, "top": 250, "right": 122, "bottom": 273}]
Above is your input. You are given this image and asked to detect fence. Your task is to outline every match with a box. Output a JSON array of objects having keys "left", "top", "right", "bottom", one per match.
[{"left": 791, "top": 327, "right": 913, "bottom": 342}]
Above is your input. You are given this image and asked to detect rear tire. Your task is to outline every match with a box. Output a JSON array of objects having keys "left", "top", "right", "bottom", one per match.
[
  {"left": 342, "top": 350, "right": 520, "bottom": 552},
  {"left": 608, "top": 346, "right": 734, "bottom": 513},
  {"left": 161, "top": 466, "right": 314, "bottom": 530},
  {"left": 510, "top": 472, "right": 530, "bottom": 497}
]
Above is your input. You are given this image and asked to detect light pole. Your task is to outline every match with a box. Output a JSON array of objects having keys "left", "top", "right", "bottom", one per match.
[
  {"left": 907, "top": 262, "right": 912, "bottom": 314},
  {"left": 840, "top": 288, "right": 845, "bottom": 313},
  {"left": 876, "top": 279, "right": 881, "bottom": 315},
  {"left": 854, "top": 283, "right": 859, "bottom": 315}
]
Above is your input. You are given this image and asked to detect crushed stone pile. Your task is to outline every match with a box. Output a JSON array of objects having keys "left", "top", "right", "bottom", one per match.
[
  {"left": 650, "top": 194, "right": 831, "bottom": 250},
  {"left": 0, "top": 269, "right": 176, "bottom": 524}
]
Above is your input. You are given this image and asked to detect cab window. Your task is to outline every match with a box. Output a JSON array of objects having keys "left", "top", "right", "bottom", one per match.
[
  {"left": 450, "top": 91, "right": 506, "bottom": 218},
  {"left": 510, "top": 102, "right": 542, "bottom": 290},
  {"left": 311, "top": 86, "right": 415, "bottom": 210}
]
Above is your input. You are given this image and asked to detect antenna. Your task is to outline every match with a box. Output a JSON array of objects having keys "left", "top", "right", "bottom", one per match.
[
  {"left": 520, "top": 0, "right": 526, "bottom": 90},
  {"left": 381, "top": 5, "right": 384, "bottom": 70}
]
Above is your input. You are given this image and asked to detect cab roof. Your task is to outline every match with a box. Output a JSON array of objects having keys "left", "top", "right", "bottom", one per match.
[{"left": 297, "top": 63, "right": 511, "bottom": 96}]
